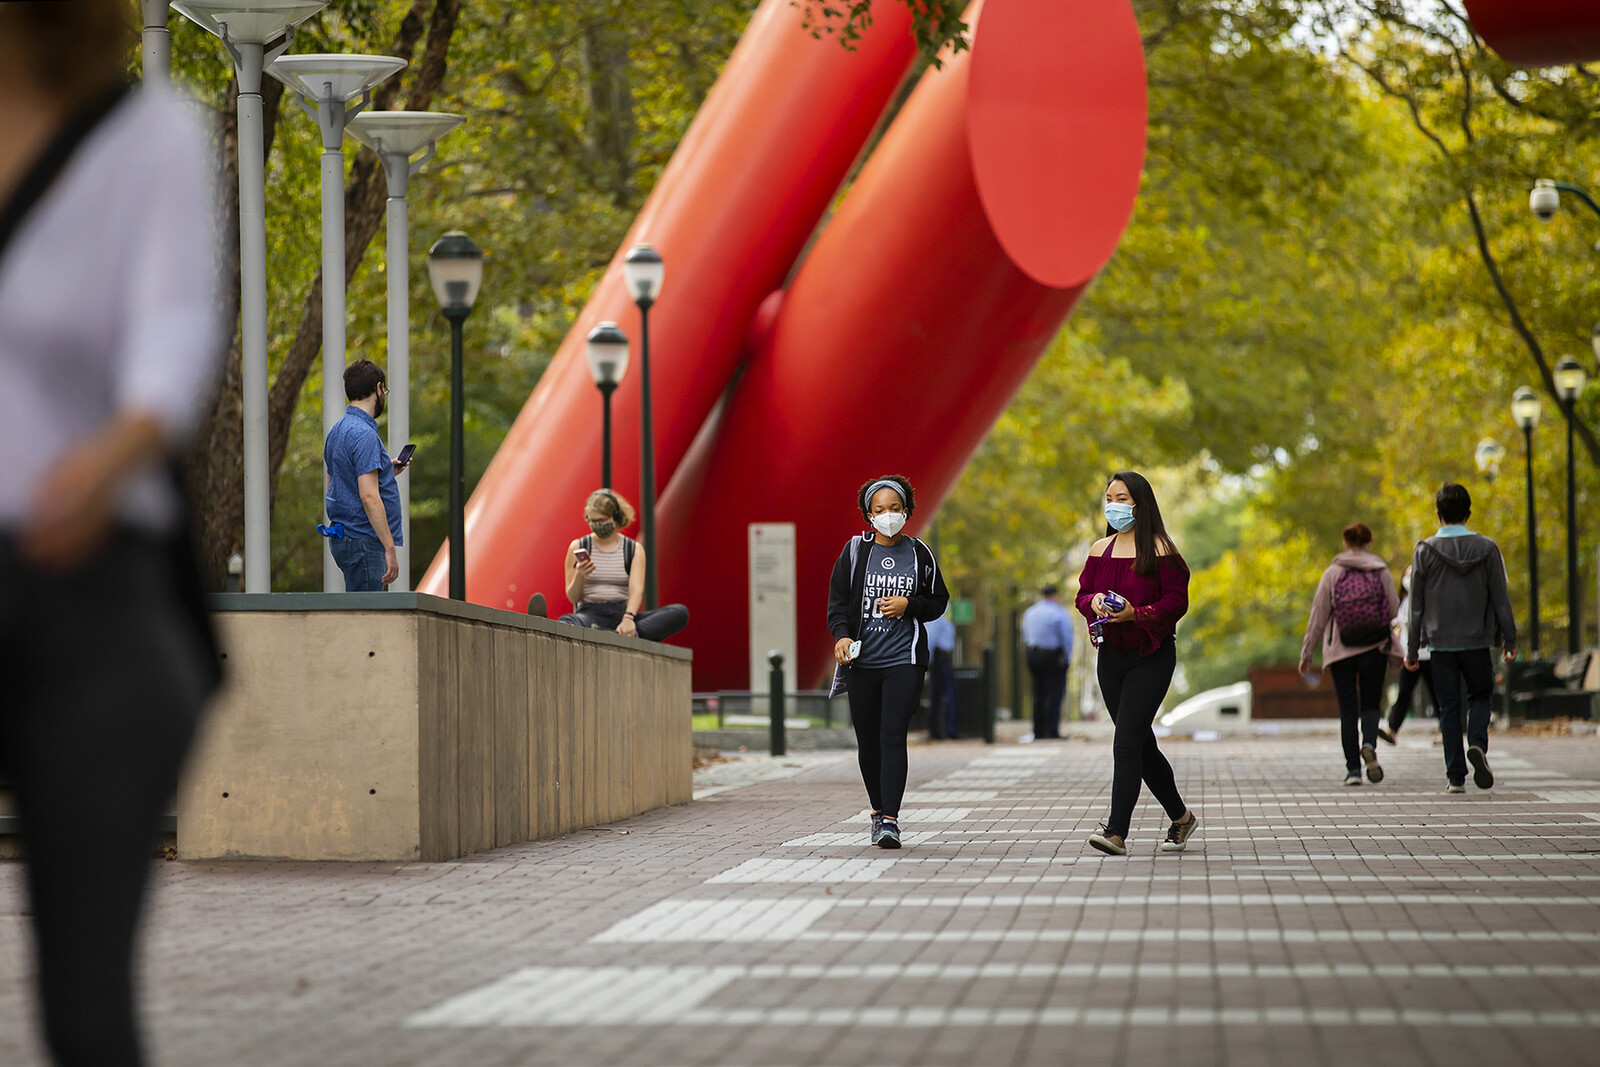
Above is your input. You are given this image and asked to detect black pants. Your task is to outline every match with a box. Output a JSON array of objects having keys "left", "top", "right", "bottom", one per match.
[
  {"left": 1329, "top": 648, "right": 1386, "bottom": 773},
  {"left": 558, "top": 600, "right": 689, "bottom": 642},
  {"left": 1388, "top": 658, "right": 1434, "bottom": 731},
  {"left": 1096, "top": 639, "right": 1184, "bottom": 838},
  {"left": 845, "top": 664, "right": 924, "bottom": 817},
  {"left": 927, "top": 650, "right": 956, "bottom": 739},
  {"left": 1026, "top": 647, "right": 1068, "bottom": 739},
  {"left": 1431, "top": 648, "right": 1494, "bottom": 785},
  {"left": 0, "top": 533, "right": 208, "bottom": 1067}
]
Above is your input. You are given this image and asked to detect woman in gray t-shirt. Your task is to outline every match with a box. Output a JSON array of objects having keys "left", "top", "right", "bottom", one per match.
[{"left": 825, "top": 475, "right": 950, "bottom": 848}]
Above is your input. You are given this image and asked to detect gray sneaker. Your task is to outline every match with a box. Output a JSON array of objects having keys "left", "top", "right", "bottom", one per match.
[
  {"left": 877, "top": 819, "right": 901, "bottom": 849},
  {"left": 1467, "top": 746, "right": 1494, "bottom": 789},
  {"left": 870, "top": 812, "right": 884, "bottom": 846},
  {"left": 1343, "top": 773, "right": 1363, "bottom": 787}
]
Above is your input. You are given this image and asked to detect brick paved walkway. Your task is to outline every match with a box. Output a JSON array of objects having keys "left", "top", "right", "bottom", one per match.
[{"left": 4, "top": 732, "right": 1600, "bottom": 1065}]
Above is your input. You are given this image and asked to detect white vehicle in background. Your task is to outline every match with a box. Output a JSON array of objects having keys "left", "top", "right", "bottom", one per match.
[{"left": 1160, "top": 681, "right": 1251, "bottom": 732}]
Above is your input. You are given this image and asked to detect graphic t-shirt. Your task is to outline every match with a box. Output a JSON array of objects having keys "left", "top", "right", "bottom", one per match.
[{"left": 857, "top": 538, "right": 919, "bottom": 668}]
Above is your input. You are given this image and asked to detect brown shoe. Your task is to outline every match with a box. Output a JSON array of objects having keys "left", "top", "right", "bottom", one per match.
[
  {"left": 1160, "top": 811, "right": 1199, "bottom": 852},
  {"left": 1088, "top": 826, "right": 1127, "bottom": 856}
]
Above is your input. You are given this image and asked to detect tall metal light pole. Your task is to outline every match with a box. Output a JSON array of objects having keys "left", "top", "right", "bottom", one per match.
[
  {"left": 172, "top": 0, "right": 328, "bottom": 592},
  {"left": 428, "top": 231, "right": 485, "bottom": 602},
  {"left": 622, "top": 244, "right": 664, "bottom": 609},
  {"left": 1554, "top": 357, "right": 1589, "bottom": 653},
  {"left": 268, "top": 54, "right": 406, "bottom": 592},
  {"left": 344, "top": 110, "right": 464, "bottom": 591},
  {"left": 1512, "top": 386, "right": 1542, "bottom": 656},
  {"left": 585, "top": 323, "right": 629, "bottom": 489},
  {"left": 141, "top": 0, "right": 171, "bottom": 82}
]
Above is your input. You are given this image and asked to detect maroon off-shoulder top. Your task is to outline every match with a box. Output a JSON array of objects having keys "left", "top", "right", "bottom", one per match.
[{"left": 1074, "top": 542, "right": 1190, "bottom": 656}]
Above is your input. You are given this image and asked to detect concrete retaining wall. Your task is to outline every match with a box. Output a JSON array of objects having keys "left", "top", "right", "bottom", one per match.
[{"left": 177, "top": 594, "right": 692, "bottom": 862}]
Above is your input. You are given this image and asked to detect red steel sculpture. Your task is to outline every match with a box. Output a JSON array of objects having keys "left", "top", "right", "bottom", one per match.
[
  {"left": 422, "top": 0, "right": 1148, "bottom": 689},
  {"left": 1462, "top": 0, "right": 1600, "bottom": 67}
]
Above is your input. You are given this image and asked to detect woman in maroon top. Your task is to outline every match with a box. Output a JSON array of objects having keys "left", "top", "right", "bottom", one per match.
[{"left": 1075, "top": 471, "right": 1199, "bottom": 856}]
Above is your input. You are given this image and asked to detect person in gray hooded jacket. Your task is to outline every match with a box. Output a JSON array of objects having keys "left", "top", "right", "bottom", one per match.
[{"left": 1405, "top": 483, "right": 1518, "bottom": 793}]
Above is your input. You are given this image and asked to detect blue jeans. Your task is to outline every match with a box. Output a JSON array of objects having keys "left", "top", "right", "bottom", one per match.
[
  {"left": 330, "top": 536, "right": 387, "bottom": 591},
  {"left": 1430, "top": 648, "right": 1493, "bottom": 785}
]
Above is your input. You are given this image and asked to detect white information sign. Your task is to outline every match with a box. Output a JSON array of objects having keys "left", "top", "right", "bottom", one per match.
[{"left": 749, "top": 523, "right": 798, "bottom": 694}]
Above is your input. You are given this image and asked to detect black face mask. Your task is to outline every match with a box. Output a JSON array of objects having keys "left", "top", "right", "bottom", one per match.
[
  {"left": 587, "top": 518, "right": 616, "bottom": 538},
  {"left": 373, "top": 390, "right": 386, "bottom": 419}
]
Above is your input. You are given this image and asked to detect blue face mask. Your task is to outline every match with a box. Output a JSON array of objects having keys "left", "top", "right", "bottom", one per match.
[{"left": 1104, "top": 501, "right": 1135, "bottom": 532}]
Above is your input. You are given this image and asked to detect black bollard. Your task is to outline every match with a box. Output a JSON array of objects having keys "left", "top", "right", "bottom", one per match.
[
  {"left": 769, "top": 651, "right": 786, "bottom": 757},
  {"left": 982, "top": 644, "right": 997, "bottom": 745}
]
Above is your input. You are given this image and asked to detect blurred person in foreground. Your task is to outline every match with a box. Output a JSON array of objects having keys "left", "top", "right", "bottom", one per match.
[{"left": 0, "top": 3, "right": 223, "bottom": 1064}]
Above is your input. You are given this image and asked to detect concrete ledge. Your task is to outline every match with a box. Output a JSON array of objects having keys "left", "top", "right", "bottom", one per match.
[{"left": 179, "top": 595, "right": 692, "bottom": 862}]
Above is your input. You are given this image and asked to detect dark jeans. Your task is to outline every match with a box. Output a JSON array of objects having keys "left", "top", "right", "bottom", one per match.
[
  {"left": 558, "top": 600, "right": 689, "bottom": 642},
  {"left": 927, "top": 649, "right": 956, "bottom": 738},
  {"left": 330, "top": 535, "right": 387, "bottom": 591},
  {"left": 0, "top": 533, "right": 208, "bottom": 1067},
  {"left": 1329, "top": 648, "right": 1386, "bottom": 773},
  {"left": 845, "top": 664, "right": 924, "bottom": 817},
  {"left": 1096, "top": 639, "right": 1184, "bottom": 838},
  {"left": 1026, "top": 646, "right": 1068, "bottom": 739},
  {"left": 1388, "top": 658, "right": 1434, "bottom": 731},
  {"left": 1431, "top": 648, "right": 1494, "bottom": 785}
]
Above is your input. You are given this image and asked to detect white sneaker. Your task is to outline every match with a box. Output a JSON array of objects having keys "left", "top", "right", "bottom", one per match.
[
  {"left": 1445, "top": 782, "right": 1465, "bottom": 794},
  {"left": 1343, "top": 773, "right": 1363, "bottom": 787}
]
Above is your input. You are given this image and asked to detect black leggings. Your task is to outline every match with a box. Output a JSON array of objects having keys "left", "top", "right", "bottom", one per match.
[
  {"left": 845, "top": 664, "right": 924, "bottom": 818},
  {"left": 1329, "top": 648, "right": 1386, "bottom": 773},
  {"left": 1387, "top": 658, "right": 1434, "bottom": 731},
  {"left": 1096, "top": 639, "right": 1185, "bottom": 838},
  {"left": 0, "top": 534, "right": 207, "bottom": 1067},
  {"left": 558, "top": 600, "right": 689, "bottom": 642}
]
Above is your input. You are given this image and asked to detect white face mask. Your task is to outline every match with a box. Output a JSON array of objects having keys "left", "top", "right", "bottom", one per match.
[{"left": 871, "top": 511, "right": 907, "bottom": 537}]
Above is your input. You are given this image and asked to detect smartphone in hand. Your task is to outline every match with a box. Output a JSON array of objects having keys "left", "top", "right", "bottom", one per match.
[
  {"left": 573, "top": 547, "right": 591, "bottom": 564},
  {"left": 395, "top": 442, "right": 416, "bottom": 467}
]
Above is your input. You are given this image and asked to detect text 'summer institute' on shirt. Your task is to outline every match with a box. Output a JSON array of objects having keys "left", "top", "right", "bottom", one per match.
[{"left": 857, "top": 538, "right": 919, "bottom": 668}]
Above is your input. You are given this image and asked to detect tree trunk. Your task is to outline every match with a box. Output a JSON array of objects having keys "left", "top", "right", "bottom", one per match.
[{"left": 582, "top": 14, "right": 636, "bottom": 205}]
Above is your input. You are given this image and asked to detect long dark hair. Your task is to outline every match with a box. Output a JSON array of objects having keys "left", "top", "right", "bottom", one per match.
[{"left": 1105, "top": 470, "right": 1177, "bottom": 577}]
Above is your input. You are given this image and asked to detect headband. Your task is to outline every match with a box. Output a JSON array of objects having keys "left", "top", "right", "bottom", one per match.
[{"left": 863, "top": 479, "right": 907, "bottom": 508}]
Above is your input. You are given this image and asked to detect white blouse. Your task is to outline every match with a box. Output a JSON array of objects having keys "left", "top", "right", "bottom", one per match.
[{"left": 0, "top": 86, "right": 223, "bottom": 532}]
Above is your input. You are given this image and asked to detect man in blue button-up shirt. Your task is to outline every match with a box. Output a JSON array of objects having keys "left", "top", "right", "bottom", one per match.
[
  {"left": 324, "top": 360, "right": 409, "bottom": 590},
  {"left": 1021, "top": 584, "right": 1075, "bottom": 740}
]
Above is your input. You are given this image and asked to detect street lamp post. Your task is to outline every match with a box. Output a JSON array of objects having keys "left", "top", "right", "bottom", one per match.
[
  {"left": 141, "top": 0, "right": 171, "bottom": 82},
  {"left": 1554, "top": 357, "right": 1589, "bottom": 653},
  {"left": 172, "top": 0, "right": 329, "bottom": 593},
  {"left": 1475, "top": 438, "right": 1504, "bottom": 483},
  {"left": 622, "top": 244, "right": 664, "bottom": 609},
  {"left": 268, "top": 54, "right": 406, "bottom": 592},
  {"left": 428, "top": 231, "right": 484, "bottom": 602},
  {"left": 585, "top": 323, "right": 630, "bottom": 489},
  {"left": 1512, "top": 387, "right": 1542, "bottom": 656},
  {"left": 345, "top": 110, "right": 465, "bottom": 591}
]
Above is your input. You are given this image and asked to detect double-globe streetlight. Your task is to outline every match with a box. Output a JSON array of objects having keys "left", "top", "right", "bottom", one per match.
[
  {"left": 1512, "top": 387, "right": 1542, "bottom": 655},
  {"left": 173, "top": 0, "right": 328, "bottom": 592},
  {"left": 1474, "top": 438, "right": 1504, "bottom": 482},
  {"left": 347, "top": 110, "right": 466, "bottom": 590},
  {"left": 268, "top": 54, "right": 407, "bottom": 592},
  {"left": 585, "top": 323, "right": 629, "bottom": 489},
  {"left": 1554, "top": 357, "right": 1590, "bottom": 653},
  {"left": 622, "top": 244, "right": 664, "bottom": 610},
  {"left": 427, "top": 232, "right": 485, "bottom": 602}
]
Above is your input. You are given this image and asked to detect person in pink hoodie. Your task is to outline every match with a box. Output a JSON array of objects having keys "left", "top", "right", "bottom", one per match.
[{"left": 1299, "top": 524, "right": 1400, "bottom": 786}]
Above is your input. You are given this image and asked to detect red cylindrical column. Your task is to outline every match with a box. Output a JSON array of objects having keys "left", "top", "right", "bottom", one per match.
[
  {"left": 658, "top": 0, "right": 1148, "bottom": 689},
  {"left": 418, "top": 0, "right": 916, "bottom": 608},
  {"left": 1463, "top": 0, "right": 1600, "bottom": 66}
]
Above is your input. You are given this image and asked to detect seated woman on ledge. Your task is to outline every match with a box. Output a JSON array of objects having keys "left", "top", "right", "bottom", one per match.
[{"left": 543, "top": 489, "right": 688, "bottom": 642}]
